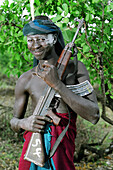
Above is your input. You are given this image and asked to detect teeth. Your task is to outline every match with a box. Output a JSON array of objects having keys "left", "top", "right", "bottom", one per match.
[{"left": 34, "top": 50, "right": 42, "bottom": 53}]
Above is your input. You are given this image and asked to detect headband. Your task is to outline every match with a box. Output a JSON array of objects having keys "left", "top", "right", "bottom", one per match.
[{"left": 23, "top": 19, "right": 60, "bottom": 35}]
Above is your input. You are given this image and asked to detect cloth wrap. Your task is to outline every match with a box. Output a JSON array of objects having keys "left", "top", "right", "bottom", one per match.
[
  {"left": 19, "top": 112, "right": 77, "bottom": 170},
  {"left": 23, "top": 19, "right": 65, "bottom": 67}
]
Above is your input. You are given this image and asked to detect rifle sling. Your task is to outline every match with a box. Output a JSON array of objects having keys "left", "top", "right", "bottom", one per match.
[{"left": 48, "top": 106, "right": 71, "bottom": 159}]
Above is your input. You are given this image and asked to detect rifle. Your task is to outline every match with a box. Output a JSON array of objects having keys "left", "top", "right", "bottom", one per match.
[{"left": 24, "top": 18, "right": 85, "bottom": 167}]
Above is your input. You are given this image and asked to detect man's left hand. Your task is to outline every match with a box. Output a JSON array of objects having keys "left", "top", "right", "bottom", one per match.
[{"left": 38, "top": 61, "right": 61, "bottom": 89}]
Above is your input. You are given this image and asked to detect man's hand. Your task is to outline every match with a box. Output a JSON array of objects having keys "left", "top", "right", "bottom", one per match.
[
  {"left": 20, "top": 115, "right": 52, "bottom": 133},
  {"left": 38, "top": 61, "right": 61, "bottom": 89}
]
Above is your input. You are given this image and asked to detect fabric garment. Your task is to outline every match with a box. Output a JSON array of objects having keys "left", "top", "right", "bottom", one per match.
[
  {"left": 19, "top": 112, "right": 77, "bottom": 170},
  {"left": 23, "top": 19, "right": 59, "bottom": 35}
]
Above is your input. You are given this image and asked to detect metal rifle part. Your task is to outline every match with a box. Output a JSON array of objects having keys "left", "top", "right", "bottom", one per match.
[{"left": 55, "top": 80, "right": 93, "bottom": 98}]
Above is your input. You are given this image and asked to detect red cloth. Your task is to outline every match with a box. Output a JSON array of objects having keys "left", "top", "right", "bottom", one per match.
[
  {"left": 19, "top": 131, "right": 32, "bottom": 170},
  {"left": 50, "top": 112, "right": 77, "bottom": 170},
  {"left": 19, "top": 112, "right": 77, "bottom": 170}
]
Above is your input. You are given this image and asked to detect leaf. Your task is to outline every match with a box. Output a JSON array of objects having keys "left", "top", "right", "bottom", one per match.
[
  {"left": 110, "top": 3, "right": 113, "bottom": 10},
  {"left": 92, "top": 0, "right": 100, "bottom": 3},
  {"left": 0, "top": 15, "right": 5, "bottom": 21},
  {"left": 57, "top": 7, "right": 63, "bottom": 13},
  {"left": 105, "top": 91, "right": 109, "bottom": 95},
  {"left": 35, "top": 0, "right": 40, "bottom": 6},
  {"left": 75, "top": 10, "right": 80, "bottom": 15},
  {"left": 100, "top": 46, "right": 105, "bottom": 52},
  {"left": 19, "top": 59, "right": 23, "bottom": 68},
  {"left": 0, "top": 37, "right": 4, "bottom": 42},
  {"left": 62, "top": 18, "right": 69, "bottom": 24},
  {"left": 56, "top": 22, "right": 63, "bottom": 28},
  {"left": 52, "top": 15, "right": 62, "bottom": 22},
  {"left": 111, "top": 95, "right": 113, "bottom": 99},
  {"left": 106, "top": 5, "right": 110, "bottom": 12},
  {"left": 17, "top": 31, "right": 23, "bottom": 37},
  {"left": 108, "top": 83, "right": 112, "bottom": 89},
  {"left": 4, "top": 41, "right": 14, "bottom": 45},
  {"left": 85, "top": 13, "right": 89, "bottom": 21},
  {"left": 104, "top": 27, "right": 110, "bottom": 34},
  {"left": 62, "top": 31, "right": 70, "bottom": 42},
  {"left": 81, "top": 43, "right": 85, "bottom": 47},
  {"left": 83, "top": 45, "right": 90, "bottom": 53},
  {"left": 15, "top": 54, "right": 20, "bottom": 61},
  {"left": 4, "top": 0, "right": 9, "bottom": 6},
  {"left": 77, "top": 53, "right": 81, "bottom": 59},
  {"left": 62, "top": 3, "right": 68, "bottom": 16},
  {"left": 23, "top": 36, "right": 27, "bottom": 44}
]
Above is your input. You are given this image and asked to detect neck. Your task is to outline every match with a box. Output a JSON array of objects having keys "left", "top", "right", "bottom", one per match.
[{"left": 39, "top": 48, "right": 58, "bottom": 66}]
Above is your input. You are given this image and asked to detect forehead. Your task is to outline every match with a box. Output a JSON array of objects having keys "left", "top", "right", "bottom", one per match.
[{"left": 27, "top": 34, "right": 54, "bottom": 39}]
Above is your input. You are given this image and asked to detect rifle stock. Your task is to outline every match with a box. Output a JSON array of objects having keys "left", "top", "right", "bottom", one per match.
[
  {"left": 24, "top": 18, "right": 84, "bottom": 167},
  {"left": 57, "top": 47, "right": 72, "bottom": 79},
  {"left": 25, "top": 133, "right": 45, "bottom": 167}
]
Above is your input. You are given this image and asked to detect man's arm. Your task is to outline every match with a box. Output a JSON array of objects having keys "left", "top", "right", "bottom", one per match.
[
  {"left": 40, "top": 61, "right": 100, "bottom": 124},
  {"left": 56, "top": 61, "right": 99, "bottom": 124},
  {"left": 10, "top": 72, "right": 51, "bottom": 133},
  {"left": 10, "top": 72, "right": 30, "bottom": 132}
]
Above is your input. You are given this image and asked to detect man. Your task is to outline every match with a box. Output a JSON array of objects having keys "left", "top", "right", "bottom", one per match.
[{"left": 10, "top": 16, "right": 99, "bottom": 170}]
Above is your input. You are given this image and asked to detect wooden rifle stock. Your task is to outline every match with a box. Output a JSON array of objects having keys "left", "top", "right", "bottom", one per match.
[
  {"left": 24, "top": 18, "right": 84, "bottom": 167},
  {"left": 57, "top": 47, "right": 72, "bottom": 79}
]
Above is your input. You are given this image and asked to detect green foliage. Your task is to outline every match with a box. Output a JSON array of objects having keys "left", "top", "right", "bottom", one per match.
[
  {"left": 0, "top": 0, "right": 113, "bottom": 103},
  {"left": 0, "top": 0, "right": 33, "bottom": 77}
]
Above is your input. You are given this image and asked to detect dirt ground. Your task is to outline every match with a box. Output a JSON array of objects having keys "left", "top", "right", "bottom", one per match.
[{"left": 0, "top": 75, "right": 113, "bottom": 170}]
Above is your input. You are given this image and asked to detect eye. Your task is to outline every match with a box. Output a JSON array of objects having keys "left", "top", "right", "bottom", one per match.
[
  {"left": 27, "top": 39, "right": 33, "bottom": 42},
  {"left": 38, "top": 38, "right": 46, "bottom": 42},
  {"left": 42, "top": 38, "right": 45, "bottom": 41}
]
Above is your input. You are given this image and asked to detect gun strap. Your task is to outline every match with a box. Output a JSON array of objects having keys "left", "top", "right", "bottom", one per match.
[{"left": 49, "top": 105, "right": 71, "bottom": 158}]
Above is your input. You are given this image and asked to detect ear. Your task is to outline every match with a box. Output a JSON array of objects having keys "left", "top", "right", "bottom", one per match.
[{"left": 53, "top": 34, "right": 57, "bottom": 44}]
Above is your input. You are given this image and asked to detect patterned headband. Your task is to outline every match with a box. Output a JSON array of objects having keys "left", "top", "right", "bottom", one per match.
[{"left": 23, "top": 19, "right": 59, "bottom": 36}]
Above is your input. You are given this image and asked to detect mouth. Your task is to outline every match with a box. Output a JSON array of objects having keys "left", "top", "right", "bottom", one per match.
[
  {"left": 32, "top": 51, "right": 44, "bottom": 56},
  {"left": 31, "top": 48, "right": 44, "bottom": 56}
]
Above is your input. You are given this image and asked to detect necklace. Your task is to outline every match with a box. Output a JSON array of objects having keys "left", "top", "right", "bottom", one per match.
[{"left": 33, "top": 63, "right": 44, "bottom": 78}]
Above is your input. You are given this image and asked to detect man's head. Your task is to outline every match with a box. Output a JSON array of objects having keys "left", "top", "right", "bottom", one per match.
[
  {"left": 27, "top": 33, "right": 57, "bottom": 60},
  {"left": 23, "top": 15, "right": 65, "bottom": 59}
]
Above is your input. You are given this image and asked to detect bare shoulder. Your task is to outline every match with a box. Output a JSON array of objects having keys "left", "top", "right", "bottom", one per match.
[{"left": 15, "top": 67, "right": 35, "bottom": 95}]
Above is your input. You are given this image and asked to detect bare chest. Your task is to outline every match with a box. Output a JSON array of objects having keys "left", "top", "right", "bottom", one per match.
[
  {"left": 26, "top": 75, "right": 47, "bottom": 105},
  {"left": 26, "top": 62, "right": 77, "bottom": 110}
]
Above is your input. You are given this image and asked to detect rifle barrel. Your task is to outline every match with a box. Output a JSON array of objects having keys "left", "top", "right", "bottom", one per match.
[{"left": 71, "top": 18, "right": 84, "bottom": 46}]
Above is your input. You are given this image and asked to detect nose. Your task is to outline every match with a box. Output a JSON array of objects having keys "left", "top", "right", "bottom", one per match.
[{"left": 32, "top": 40, "right": 41, "bottom": 48}]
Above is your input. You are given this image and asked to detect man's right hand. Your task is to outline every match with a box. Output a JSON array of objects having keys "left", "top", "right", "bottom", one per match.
[
  {"left": 21, "top": 115, "right": 52, "bottom": 133},
  {"left": 10, "top": 115, "right": 52, "bottom": 133}
]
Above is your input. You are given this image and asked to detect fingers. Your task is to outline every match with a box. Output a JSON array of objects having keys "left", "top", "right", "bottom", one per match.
[
  {"left": 38, "top": 63, "right": 54, "bottom": 80},
  {"left": 40, "top": 61, "right": 55, "bottom": 72},
  {"left": 35, "top": 115, "right": 52, "bottom": 123},
  {"left": 41, "top": 64, "right": 53, "bottom": 73},
  {"left": 33, "top": 124, "right": 45, "bottom": 133},
  {"left": 37, "top": 61, "right": 59, "bottom": 88},
  {"left": 42, "top": 61, "right": 49, "bottom": 67},
  {"left": 31, "top": 115, "right": 52, "bottom": 133},
  {"left": 37, "top": 61, "right": 50, "bottom": 74}
]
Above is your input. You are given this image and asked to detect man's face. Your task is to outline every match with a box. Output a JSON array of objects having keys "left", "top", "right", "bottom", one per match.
[{"left": 27, "top": 34, "right": 56, "bottom": 60}]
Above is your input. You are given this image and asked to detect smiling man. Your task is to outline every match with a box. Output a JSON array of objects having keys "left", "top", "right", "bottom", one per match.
[
  {"left": 27, "top": 34, "right": 57, "bottom": 60},
  {"left": 10, "top": 15, "right": 99, "bottom": 170}
]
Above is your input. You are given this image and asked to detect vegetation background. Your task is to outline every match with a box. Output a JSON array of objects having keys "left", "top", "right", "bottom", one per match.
[{"left": 0, "top": 0, "right": 113, "bottom": 169}]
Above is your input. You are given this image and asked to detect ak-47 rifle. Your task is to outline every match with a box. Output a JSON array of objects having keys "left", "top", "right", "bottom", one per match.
[{"left": 24, "top": 18, "right": 92, "bottom": 167}]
